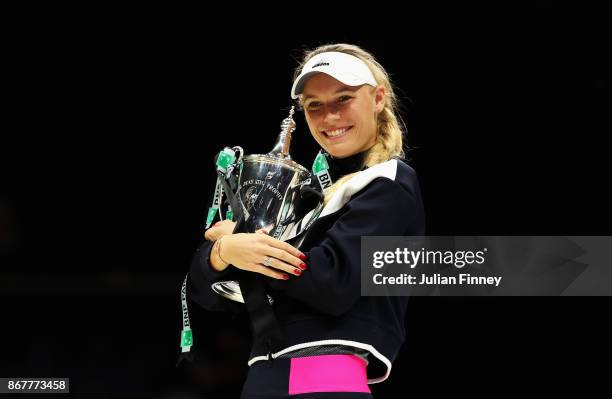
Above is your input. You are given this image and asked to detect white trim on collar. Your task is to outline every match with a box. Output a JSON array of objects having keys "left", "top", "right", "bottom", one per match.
[{"left": 320, "top": 159, "right": 398, "bottom": 218}]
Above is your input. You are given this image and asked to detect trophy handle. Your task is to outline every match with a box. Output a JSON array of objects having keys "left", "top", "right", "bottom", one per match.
[
  {"left": 213, "top": 150, "right": 244, "bottom": 224},
  {"left": 279, "top": 177, "right": 324, "bottom": 227},
  {"left": 219, "top": 175, "right": 243, "bottom": 223}
]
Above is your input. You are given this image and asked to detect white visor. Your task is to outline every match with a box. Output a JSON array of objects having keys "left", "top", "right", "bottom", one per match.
[{"left": 291, "top": 51, "right": 378, "bottom": 99}]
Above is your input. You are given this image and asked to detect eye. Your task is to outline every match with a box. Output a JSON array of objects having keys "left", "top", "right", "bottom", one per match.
[
  {"left": 306, "top": 101, "right": 322, "bottom": 110},
  {"left": 338, "top": 95, "right": 353, "bottom": 103}
]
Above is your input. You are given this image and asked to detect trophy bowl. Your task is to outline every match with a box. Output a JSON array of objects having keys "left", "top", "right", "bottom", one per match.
[
  {"left": 234, "top": 154, "right": 311, "bottom": 237},
  {"left": 210, "top": 107, "right": 321, "bottom": 303}
]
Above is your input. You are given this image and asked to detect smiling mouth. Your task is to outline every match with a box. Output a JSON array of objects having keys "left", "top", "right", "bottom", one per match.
[{"left": 322, "top": 126, "right": 353, "bottom": 139}]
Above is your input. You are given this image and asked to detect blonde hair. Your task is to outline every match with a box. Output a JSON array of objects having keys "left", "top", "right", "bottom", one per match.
[{"left": 292, "top": 43, "right": 407, "bottom": 204}]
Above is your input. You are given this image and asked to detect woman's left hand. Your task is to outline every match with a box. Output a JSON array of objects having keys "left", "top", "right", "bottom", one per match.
[{"left": 204, "top": 220, "right": 236, "bottom": 241}]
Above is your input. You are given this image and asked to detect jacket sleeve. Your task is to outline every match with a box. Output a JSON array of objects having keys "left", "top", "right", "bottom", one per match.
[
  {"left": 267, "top": 176, "right": 425, "bottom": 316},
  {"left": 187, "top": 240, "right": 245, "bottom": 313}
]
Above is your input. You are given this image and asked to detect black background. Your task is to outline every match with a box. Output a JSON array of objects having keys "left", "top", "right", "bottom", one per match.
[{"left": 1, "top": 4, "right": 610, "bottom": 398}]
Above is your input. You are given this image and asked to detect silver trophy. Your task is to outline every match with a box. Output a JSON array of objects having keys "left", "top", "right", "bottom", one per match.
[{"left": 210, "top": 107, "right": 322, "bottom": 303}]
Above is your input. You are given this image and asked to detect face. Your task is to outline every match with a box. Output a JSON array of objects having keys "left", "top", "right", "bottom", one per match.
[{"left": 302, "top": 73, "right": 385, "bottom": 159}]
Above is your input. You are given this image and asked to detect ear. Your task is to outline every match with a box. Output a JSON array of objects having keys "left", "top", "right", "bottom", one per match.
[{"left": 373, "top": 85, "right": 385, "bottom": 113}]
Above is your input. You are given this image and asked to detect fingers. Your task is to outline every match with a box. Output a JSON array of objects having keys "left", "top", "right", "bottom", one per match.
[
  {"left": 251, "top": 234, "right": 307, "bottom": 273},
  {"left": 260, "top": 234, "right": 307, "bottom": 260},
  {"left": 261, "top": 255, "right": 303, "bottom": 276},
  {"left": 204, "top": 220, "right": 237, "bottom": 241},
  {"left": 204, "top": 229, "right": 216, "bottom": 241},
  {"left": 217, "top": 220, "right": 236, "bottom": 226},
  {"left": 251, "top": 264, "right": 288, "bottom": 280},
  {"left": 267, "top": 247, "right": 307, "bottom": 271}
]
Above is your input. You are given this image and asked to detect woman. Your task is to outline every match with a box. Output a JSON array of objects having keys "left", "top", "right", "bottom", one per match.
[{"left": 188, "top": 43, "right": 425, "bottom": 398}]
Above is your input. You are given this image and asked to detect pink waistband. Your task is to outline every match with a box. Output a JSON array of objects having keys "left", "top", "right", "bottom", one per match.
[{"left": 288, "top": 354, "right": 370, "bottom": 395}]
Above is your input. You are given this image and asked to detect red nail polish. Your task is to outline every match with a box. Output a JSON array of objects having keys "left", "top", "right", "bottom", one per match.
[
  {"left": 299, "top": 262, "right": 307, "bottom": 270},
  {"left": 294, "top": 269, "right": 302, "bottom": 276},
  {"left": 299, "top": 254, "right": 308, "bottom": 260},
  {"left": 282, "top": 274, "right": 289, "bottom": 280}
]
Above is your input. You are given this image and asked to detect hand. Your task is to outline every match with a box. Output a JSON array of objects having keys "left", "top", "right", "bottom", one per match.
[
  {"left": 216, "top": 233, "right": 308, "bottom": 280},
  {"left": 204, "top": 220, "right": 236, "bottom": 241}
]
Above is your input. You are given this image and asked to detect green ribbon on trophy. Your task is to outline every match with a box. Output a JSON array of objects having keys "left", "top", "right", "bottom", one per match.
[
  {"left": 176, "top": 274, "right": 194, "bottom": 366},
  {"left": 312, "top": 150, "right": 333, "bottom": 193},
  {"left": 204, "top": 147, "right": 243, "bottom": 228}
]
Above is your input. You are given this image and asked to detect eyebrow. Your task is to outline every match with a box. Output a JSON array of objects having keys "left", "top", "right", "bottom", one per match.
[{"left": 303, "top": 86, "right": 358, "bottom": 101}]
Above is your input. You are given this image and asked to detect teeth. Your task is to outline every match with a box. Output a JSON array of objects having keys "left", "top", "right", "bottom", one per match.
[{"left": 326, "top": 127, "right": 349, "bottom": 137}]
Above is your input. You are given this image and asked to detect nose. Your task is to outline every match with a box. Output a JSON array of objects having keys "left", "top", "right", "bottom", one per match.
[{"left": 323, "top": 106, "right": 341, "bottom": 124}]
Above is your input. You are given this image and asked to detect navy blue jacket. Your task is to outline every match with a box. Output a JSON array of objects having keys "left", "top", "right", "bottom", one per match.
[{"left": 188, "top": 156, "right": 425, "bottom": 383}]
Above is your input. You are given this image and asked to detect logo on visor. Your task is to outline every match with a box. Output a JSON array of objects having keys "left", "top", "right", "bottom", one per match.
[{"left": 312, "top": 62, "right": 330, "bottom": 68}]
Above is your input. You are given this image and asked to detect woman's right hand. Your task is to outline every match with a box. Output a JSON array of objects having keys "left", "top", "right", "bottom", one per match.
[{"left": 214, "top": 232, "right": 308, "bottom": 280}]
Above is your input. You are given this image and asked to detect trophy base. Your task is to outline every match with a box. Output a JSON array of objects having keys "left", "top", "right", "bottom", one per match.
[{"left": 211, "top": 280, "right": 274, "bottom": 305}]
